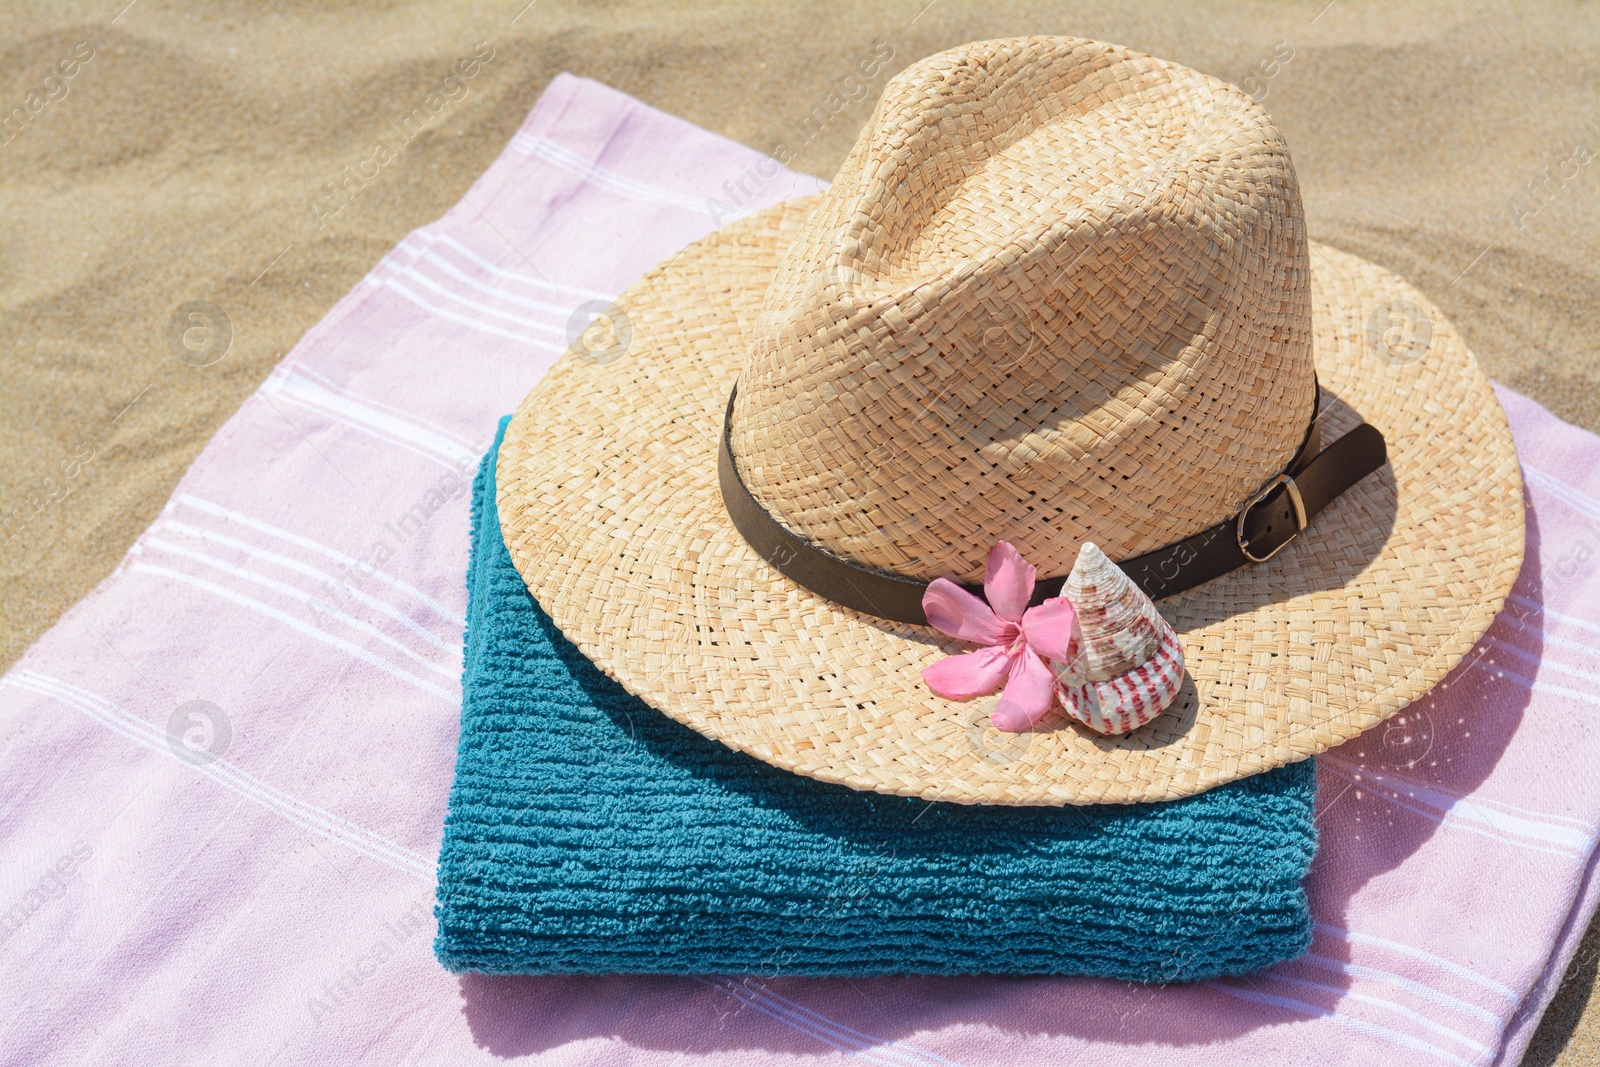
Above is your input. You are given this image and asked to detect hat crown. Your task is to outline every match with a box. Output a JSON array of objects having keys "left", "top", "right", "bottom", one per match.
[{"left": 730, "top": 36, "right": 1316, "bottom": 584}]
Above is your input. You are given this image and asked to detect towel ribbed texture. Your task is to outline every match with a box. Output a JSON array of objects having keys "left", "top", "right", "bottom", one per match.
[{"left": 433, "top": 417, "right": 1318, "bottom": 979}]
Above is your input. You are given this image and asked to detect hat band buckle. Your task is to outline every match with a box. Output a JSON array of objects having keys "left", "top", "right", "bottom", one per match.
[
  {"left": 1235, "top": 470, "right": 1312, "bottom": 563},
  {"left": 1236, "top": 474, "right": 1309, "bottom": 563}
]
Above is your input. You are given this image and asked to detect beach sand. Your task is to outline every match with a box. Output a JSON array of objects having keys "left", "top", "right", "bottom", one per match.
[{"left": 1, "top": 1, "right": 1597, "bottom": 1061}]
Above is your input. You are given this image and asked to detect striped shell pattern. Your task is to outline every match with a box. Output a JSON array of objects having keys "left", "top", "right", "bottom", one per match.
[{"left": 1049, "top": 542, "right": 1186, "bottom": 735}]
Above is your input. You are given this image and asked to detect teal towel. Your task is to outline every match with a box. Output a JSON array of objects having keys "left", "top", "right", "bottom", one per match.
[{"left": 433, "top": 417, "right": 1317, "bottom": 979}]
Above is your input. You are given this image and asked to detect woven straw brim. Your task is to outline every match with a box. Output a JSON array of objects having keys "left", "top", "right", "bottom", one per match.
[{"left": 497, "top": 197, "right": 1525, "bottom": 806}]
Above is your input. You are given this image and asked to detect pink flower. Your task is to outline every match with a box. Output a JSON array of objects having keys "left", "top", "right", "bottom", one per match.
[{"left": 920, "top": 541, "right": 1078, "bottom": 732}]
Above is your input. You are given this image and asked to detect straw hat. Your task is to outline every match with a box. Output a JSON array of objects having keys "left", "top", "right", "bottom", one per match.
[{"left": 497, "top": 37, "right": 1523, "bottom": 805}]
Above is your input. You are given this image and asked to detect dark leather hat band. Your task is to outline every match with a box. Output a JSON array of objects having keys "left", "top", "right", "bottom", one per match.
[{"left": 717, "top": 385, "right": 1388, "bottom": 626}]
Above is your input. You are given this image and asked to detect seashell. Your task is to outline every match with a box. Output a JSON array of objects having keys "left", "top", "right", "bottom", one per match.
[
  {"left": 1049, "top": 542, "right": 1186, "bottom": 735},
  {"left": 1054, "top": 624, "right": 1185, "bottom": 736}
]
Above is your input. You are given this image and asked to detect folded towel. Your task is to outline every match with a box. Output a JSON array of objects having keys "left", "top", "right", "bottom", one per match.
[{"left": 432, "top": 416, "right": 1319, "bottom": 980}]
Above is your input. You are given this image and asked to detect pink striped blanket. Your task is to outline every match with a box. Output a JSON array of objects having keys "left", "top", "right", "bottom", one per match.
[{"left": 2, "top": 73, "right": 1597, "bottom": 1066}]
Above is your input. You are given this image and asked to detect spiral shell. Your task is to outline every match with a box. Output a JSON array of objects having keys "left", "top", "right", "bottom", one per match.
[{"left": 1050, "top": 542, "right": 1186, "bottom": 735}]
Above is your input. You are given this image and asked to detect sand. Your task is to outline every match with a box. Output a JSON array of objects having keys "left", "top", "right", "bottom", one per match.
[{"left": 0, "top": 1, "right": 1596, "bottom": 1061}]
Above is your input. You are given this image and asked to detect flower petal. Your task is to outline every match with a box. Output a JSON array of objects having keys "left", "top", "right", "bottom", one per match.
[
  {"left": 1021, "top": 597, "right": 1078, "bottom": 662},
  {"left": 921, "top": 645, "right": 1013, "bottom": 701},
  {"left": 984, "top": 541, "right": 1036, "bottom": 623},
  {"left": 922, "top": 578, "right": 1015, "bottom": 645},
  {"left": 991, "top": 651, "right": 1056, "bottom": 732}
]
